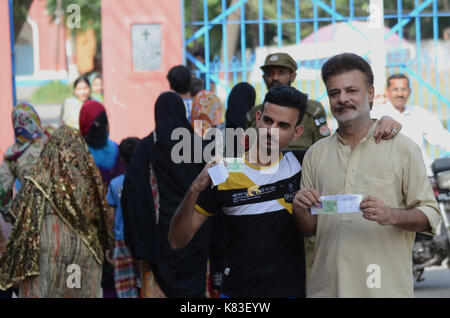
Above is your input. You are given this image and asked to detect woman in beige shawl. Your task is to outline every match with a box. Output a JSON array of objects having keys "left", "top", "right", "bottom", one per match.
[{"left": 0, "top": 125, "right": 113, "bottom": 297}]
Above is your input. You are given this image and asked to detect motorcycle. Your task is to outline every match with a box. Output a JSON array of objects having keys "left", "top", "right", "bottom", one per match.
[{"left": 413, "top": 155, "right": 450, "bottom": 282}]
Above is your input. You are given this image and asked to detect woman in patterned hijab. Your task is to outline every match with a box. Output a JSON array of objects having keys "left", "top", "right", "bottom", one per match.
[
  {"left": 0, "top": 103, "right": 52, "bottom": 224},
  {"left": 5, "top": 103, "right": 43, "bottom": 160},
  {"left": 0, "top": 125, "right": 113, "bottom": 297}
]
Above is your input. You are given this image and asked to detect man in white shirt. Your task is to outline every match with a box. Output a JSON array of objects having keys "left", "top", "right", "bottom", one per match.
[{"left": 371, "top": 73, "right": 450, "bottom": 174}]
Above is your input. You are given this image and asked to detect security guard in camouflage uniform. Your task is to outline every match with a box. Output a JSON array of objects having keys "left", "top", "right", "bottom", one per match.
[{"left": 246, "top": 52, "right": 329, "bottom": 283}]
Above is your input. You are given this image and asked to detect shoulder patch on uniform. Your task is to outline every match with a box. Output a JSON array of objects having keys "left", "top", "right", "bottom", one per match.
[
  {"left": 305, "top": 99, "right": 324, "bottom": 117},
  {"left": 313, "top": 108, "right": 321, "bottom": 116},
  {"left": 314, "top": 116, "right": 326, "bottom": 127}
]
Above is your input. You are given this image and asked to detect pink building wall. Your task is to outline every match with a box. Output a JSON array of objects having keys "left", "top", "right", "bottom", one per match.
[
  {"left": 101, "top": 0, "right": 183, "bottom": 142},
  {"left": 0, "top": 1, "right": 14, "bottom": 163},
  {"left": 1, "top": 0, "right": 67, "bottom": 163}
]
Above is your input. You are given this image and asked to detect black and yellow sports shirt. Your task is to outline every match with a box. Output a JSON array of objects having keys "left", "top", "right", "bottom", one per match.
[{"left": 195, "top": 151, "right": 306, "bottom": 298}]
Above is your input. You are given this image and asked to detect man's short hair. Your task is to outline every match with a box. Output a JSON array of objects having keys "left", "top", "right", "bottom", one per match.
[
  {"left": 321, "top": 53, "right": 374, "bottom": 87},
  {"left": 387, "top": 73, "right": 410, "bottom": 88},
  {"left": 167, "top": 65, "right": 192, "bottom": 95},
  {"left": 262, "top": 86, "right": 308, "bottom": 126}
]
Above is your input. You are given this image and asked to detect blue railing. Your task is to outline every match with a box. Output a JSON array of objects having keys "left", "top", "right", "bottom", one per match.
[{"left": 182, "top": 0, "right": 450, "bottom": 158}]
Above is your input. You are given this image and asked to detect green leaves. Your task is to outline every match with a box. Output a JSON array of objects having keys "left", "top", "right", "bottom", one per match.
[{"left": 13, "top": 0, "right": 33, "bottom": 41}]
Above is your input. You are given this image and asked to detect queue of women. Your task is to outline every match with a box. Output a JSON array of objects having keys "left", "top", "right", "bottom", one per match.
[{"left": 0, "top": 72, "right": 242, "bottom": 298}]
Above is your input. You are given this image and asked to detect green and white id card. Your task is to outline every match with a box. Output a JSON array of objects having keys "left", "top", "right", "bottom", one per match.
[
  {"left": 311, "top": 194, "right": 363, "bottom": 215},
  {"left": 224, "top": 157, "right": 244, "bottom": 172},
  {"left": 314, "top": 200, "right": 338, "bottom": 214}
]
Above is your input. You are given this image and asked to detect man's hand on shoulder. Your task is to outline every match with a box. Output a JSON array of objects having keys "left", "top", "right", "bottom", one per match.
[{"left": 373, "top": 116, "right": 402, "bottom": 144}]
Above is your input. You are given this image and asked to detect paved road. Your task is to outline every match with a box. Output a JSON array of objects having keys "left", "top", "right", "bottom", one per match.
[{"left": 414, "top": 261, "right": 450, "bottom": 298}]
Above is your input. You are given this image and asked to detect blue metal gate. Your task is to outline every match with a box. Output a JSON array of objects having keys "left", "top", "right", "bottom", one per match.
[{"left": 182, "top": 0, "right": 450, "bottom": 158}]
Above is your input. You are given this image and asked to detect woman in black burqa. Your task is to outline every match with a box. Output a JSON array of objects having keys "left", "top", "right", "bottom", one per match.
[
  {"left": 226, "top": 82, "right": 256, "bottom": 131},
  {"left": 121, "top": 91, "right": 213, "bottom": 297},
  {"left": 224, "top": 82, "right": 256, "bottom": 157}
]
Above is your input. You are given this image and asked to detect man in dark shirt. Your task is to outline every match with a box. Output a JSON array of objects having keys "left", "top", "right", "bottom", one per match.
[{"left": 169, "top": 86, "right": 308, "bottom": 297}]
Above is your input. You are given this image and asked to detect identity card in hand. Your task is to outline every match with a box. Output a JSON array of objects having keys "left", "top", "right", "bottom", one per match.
[
  {"left": 208, "top": 158, "right": 244, "bottom": 187},
  {"left": 208, "top": 162, "right": 229, "bottom": 186},
  {"left": 223, "top": 157, "right": 244, "bottom": 172},
  {"left": 311, "top": 194, "right": 363, "bottom": 215}
]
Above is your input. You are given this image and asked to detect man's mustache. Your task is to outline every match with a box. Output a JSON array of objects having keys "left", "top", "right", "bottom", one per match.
[
  {"left": 269, "top": 81, "right": 283, "bottom": 88},
  {"left": 335, "top": 104, "right": 357, "bottom": 112}
]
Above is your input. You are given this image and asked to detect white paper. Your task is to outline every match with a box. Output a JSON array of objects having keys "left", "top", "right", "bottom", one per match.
[
  {"left": 311, "top": 194, "right": 363, "bottom": 215},
  {"left": 208, "top": 162, "right": 229, "bottom": 186}
]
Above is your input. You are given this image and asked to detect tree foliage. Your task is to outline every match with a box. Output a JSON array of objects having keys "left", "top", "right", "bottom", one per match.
[
  {"left": 13, "top": 0, "right": 449, "bottom": 60},
  {"left": 13, "top": 0, "right": 34, "bottom": 42},
  {"left": 184, "top": 0, "right": 450, "bottom": 59},
  {"left": 13, "top": 0, "right": 448, "bottom": 63}
]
